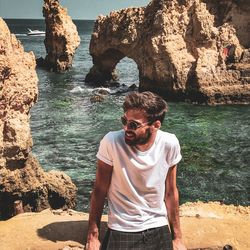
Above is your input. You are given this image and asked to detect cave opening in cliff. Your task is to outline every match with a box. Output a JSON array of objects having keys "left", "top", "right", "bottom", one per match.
[{"left": 115, "top": 57, "right": 139, "bottom": 87}]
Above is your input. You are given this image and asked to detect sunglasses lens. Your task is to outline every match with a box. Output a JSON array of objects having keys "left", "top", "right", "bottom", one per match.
[
  {"left": 121, "top": 116, "right": 127, "bottom": 126},
  {"left": 121, "top": 116, "right": 140, "bottom": 130},
  {"left": 128, "top": 121, "right": 138, "bottom": 130}
]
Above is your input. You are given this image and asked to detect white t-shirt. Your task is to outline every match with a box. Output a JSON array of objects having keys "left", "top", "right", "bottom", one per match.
[{"left": 96, "top": 129, "right": 182, "bottom": 232}]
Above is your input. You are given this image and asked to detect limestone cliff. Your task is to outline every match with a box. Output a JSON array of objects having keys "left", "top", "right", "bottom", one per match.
[
  {"left": 0, "top": 18, "right": 77, "bottom": 219},
  {"left": 0, "top": 18, "right": 38, "bottom": 168},
  {"left": 42, "top": 0, "right": 80, "bottom": 72},
  {"left": 86, "top": 0, "right": 250, "bottom": 104},
  {"left": 204, "top": 0, "right": 250, "bottom": 48}
]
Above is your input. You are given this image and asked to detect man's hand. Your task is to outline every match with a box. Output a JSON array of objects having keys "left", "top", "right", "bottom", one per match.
[
  {"left": 86, "top": 238, "right": 101, "bottom": 250},
  {"left": 173, "top": 238, "right": 187, "bottom": 250}
]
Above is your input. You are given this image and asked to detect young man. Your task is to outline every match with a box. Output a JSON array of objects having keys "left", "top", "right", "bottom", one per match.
[{"left": 86, "top": 91, "right": 186, "bottom": 250}]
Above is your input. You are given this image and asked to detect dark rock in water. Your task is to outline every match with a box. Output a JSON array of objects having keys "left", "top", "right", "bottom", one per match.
[
  {"left": 128, "top": 84, "right": 138, "bottom": 91},
  {"left": 91, "top": 83, "right": 138, "bottom": 101},
  {"left": 85, "top": 65, "right": 119, "bottom": 86},
  {"left": 97, "top": 89, "right": 110, "bottom": 95},
  {"left": 36, "top": 57, "right": 54, "bottom": 70},
  {"left": 103, "top": 81, "right": 120, "bottom": 88},
  {"left": 90, "top": 94, "right": 106, "bottom": 103},
  {"left": 36, "top": 57, "right": 56, "bottom": 72},
  {"left": 92, "top": 87, "right": 110, "bottom": 96},
  {"left": 110, "top": 83, "right": 138, "bottom": 95},
  {"left": 36, "top": 57, "right": 46, "bottom": 68}
]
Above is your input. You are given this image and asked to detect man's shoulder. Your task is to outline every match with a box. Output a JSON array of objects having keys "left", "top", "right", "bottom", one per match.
[
  {"left": 103, "top": 130, "right": 124, "bottom": 143},
  {"left": 157, "top": 130, "right": 180, "bottom": 146}
]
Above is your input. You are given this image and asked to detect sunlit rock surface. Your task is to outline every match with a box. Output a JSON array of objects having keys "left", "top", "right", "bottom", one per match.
[
  {"left": 203, "top": 0, "right": 250, "bottom": 48},
  {"left": 0, "top": 18, "right": 38, "bottom": 169},
  {"left": 43, "top": 0, "right": 80, "bottom": 72},
  {"left": 86, "top": 0, "right": 250, "bottom": 104},
  {"left": 0, "top": 18, "right": 77, "bottom": 219},
  {"left": 0, "top": 202, "right": 249, "bottom": 250}
]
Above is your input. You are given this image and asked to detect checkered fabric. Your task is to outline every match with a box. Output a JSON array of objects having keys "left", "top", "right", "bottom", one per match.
[{"left": 101, "top": 225, "right": 173, "bottom": 250}]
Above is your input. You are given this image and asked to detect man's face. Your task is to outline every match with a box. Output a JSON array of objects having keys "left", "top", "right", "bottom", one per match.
[{"left": 121, "top": 109, "right": 152, "bottom": 147}]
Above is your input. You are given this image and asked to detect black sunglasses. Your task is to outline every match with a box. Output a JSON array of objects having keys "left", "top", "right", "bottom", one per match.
[{"left": 121, "top": 116, "right": 150, "bottom": 130}]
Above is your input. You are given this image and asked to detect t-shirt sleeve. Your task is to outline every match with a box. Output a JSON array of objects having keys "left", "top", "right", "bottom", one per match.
[
  {"left": 96, "top": 133, "right": 113, "bottom": 166},
  {"left": 166, "top": 135, "right": 182, "bottom": 167}
]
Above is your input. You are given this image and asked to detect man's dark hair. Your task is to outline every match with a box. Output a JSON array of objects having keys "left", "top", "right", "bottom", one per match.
[{"left": 123, "top": 91, "right": 168, "bottom": 124}]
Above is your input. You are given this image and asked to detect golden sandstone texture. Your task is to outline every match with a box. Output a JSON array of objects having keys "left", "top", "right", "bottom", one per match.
[
  {"left": 0, "top": 18, "right": 77, "bottom": 219},
  {"left": 86, "top": 0, "right": 250, "bottom": 104},
  {"left": 0, "top": 202, "right": 249, "bottom": 250},
  {"left": 43, "top": 0, "right": 80, "bottom": 72}
]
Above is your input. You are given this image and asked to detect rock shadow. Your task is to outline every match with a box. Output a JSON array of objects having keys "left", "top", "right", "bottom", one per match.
[{"left": 37, "top": 220, "right": 108, "bottom": 245}]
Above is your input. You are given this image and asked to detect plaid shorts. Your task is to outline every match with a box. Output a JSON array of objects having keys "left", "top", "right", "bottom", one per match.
[{"left": 101, "top": 225, "right": 173, "bottom": 250}]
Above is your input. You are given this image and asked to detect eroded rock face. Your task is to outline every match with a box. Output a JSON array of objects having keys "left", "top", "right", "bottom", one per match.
[
  {"left": 0, "top": 155, "right": 77, "bottom": 219},
  {"left": 0, "top": 18, "right": 77, "bottom": 218},
  {"left": 86, "top": 0, "right": 250, "bottom": 104},
  {"left": 43, "top": 0, "right": 80, "bottom": 72},
  {"left": 204, "top": 0, "right": 250, "bottom": 48},
  {"left": 0, "top": 18, "right": 38, "bottom": 168}
]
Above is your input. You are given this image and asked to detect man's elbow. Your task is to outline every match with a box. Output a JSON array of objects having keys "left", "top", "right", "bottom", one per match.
[{"left": 165, "top": 186, "right": 179, "bottom": 199}]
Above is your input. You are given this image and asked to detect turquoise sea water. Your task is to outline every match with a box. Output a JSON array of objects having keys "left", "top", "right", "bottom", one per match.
[{"left": 5, "top": 19, "right": 250, "bottom": 211}]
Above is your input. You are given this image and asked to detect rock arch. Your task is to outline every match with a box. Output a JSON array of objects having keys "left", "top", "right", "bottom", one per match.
[
  {"left": 86, "top": 0, "right": 250, "bottom": 104},
  {"left": 116, "top": 57, "right": 139, "bottom": 85},
  {"left": 86, "top": 48, "right": 126, "bottom": 84}
]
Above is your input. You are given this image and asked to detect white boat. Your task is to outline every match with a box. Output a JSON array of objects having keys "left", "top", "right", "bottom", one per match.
[{"left": 27, "top": 28, "right": 45, "bottom": 36}]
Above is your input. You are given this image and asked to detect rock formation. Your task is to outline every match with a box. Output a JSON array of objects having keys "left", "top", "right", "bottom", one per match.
[
  {"left": 203, "top": 0, "right": 250, "bottom": 48},
  {"left": 0, "top": 18, "right": 38, "bottom": 169},
  {"left": 86, "top": 0, "right": 250, "bottom": 104},
  {"left": 42, "top": 0, "right": 80, "bottom": 72},
  {"left": 0, "top": 18, "right": 77, "bottom": 219}
]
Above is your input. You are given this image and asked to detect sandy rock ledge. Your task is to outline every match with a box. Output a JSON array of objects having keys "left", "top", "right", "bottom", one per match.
[{"left": 0, "top": 202, "right": 249, "bottom": 250}]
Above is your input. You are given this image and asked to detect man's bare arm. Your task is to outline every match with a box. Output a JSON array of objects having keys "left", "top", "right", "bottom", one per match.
[
  {"left": 86, "top": 160, "right": 113, "bottom": 250},
  {"left": 165, "top": 165, "right": 186, "bottom": 250}
]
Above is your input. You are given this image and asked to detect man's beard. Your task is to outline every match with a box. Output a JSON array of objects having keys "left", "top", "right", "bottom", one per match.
[{"left": 125, "top": 128, "right": 152, "bottom": 147}]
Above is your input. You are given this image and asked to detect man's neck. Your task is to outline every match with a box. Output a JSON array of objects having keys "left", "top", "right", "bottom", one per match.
[{"left": 135, "top": 131, "right": 157, "bottom": 152}]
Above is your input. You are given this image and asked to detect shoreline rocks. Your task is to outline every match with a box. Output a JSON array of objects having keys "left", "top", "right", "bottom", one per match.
[
  {"left": 86, "top": 0, "right": 250, "bottom": 104},
  {"left": 0, "top": 18, "right": 38, "bottom": 169},
  {"left": 0, "top": 18, "right": 77, "bottom": 219},
  {"left": 0, "top": 154, "right": 77, "bottom": 219}
]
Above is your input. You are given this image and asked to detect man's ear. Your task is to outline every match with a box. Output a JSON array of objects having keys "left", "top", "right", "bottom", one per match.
[{"left": 152, "top": 120, "right": 161, "bottom": 130}]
